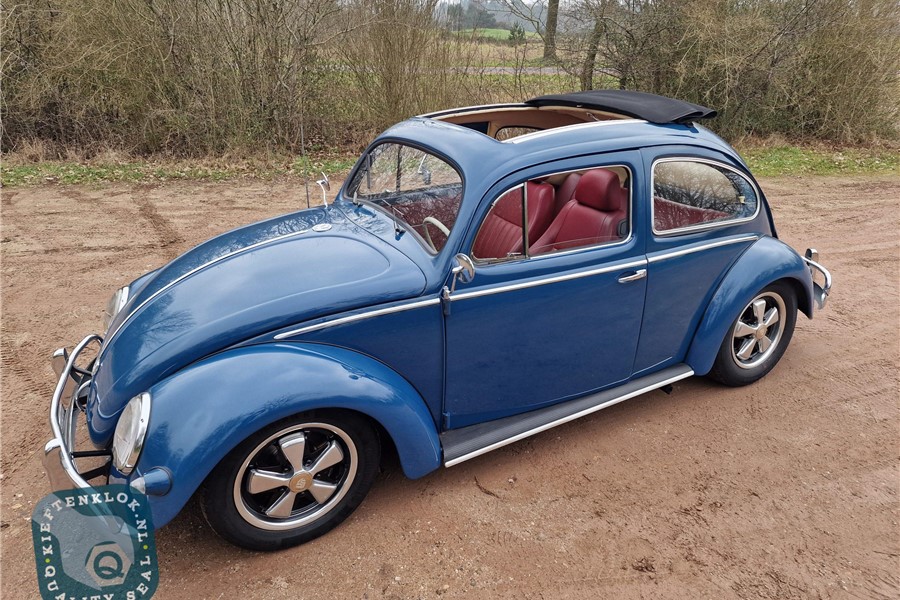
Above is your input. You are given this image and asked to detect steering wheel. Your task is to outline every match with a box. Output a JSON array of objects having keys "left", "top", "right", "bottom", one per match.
[{"left": 421, "top": 216, "right": 450, "bottom": 251}]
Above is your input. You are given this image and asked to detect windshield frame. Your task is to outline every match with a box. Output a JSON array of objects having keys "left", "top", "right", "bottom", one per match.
[{"left": 341, "top": 139, "right": 466, "bottom": 255}]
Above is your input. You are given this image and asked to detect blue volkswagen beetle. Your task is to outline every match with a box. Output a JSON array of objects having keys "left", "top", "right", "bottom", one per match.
[{"left": 44, "top": 90, "right": 832, "bottom": 550}]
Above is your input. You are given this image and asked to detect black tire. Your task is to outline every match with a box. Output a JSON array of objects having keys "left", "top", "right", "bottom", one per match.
[
  {"left": 708, "top": 281, "right": 797, "bottom": 387},
  {"left": 201, "top": 409, "right": 380, "bottom": 551}
]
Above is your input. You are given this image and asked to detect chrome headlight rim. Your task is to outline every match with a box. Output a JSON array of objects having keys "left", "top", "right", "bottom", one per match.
[
  {"left": 103, "top": 285, "right": 130, "bottom": 331},
  {"left": 112, "top": 392, "right": 151, "bottom": 475}
]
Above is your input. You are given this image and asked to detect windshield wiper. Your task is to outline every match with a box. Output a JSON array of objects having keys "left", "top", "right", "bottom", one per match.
[{"left": 389, "top": 204, "right": 405, "bottom": 237}]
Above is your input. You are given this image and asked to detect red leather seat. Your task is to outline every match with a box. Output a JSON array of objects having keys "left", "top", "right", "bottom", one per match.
[
  {"left": 554, "top": 172, "right": 582, "bottom": 214},
  {"left": 653, "top": 196, "right": 728, "bottom": 231},
  {"left": 473, "top": 182, "right": 554, "bottom": 259},
  {"left": 531, "top": 169, "right": 627, "bottom": 255}
]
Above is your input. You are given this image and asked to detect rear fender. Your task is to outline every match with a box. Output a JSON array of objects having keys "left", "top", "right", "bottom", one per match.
[
  {"left": 118, "top": 342, "right": 441, "bottom": 527},
  {"left": 686, "top": 236, "right": 813, "bottom": 376}
]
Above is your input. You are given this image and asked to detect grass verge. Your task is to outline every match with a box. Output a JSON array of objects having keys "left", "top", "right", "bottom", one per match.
[
  {"left": 0, "top": 154, "right": 358, "bottom": 187},
  {"left": 2, "top": 145, "right": 897, "bottom": 188},
  {"left": 736, "top": 144, "right": 899, "bottom": 177}
]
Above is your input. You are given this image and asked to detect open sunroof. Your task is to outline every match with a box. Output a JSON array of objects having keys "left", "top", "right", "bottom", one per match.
[{"left": 525, "top": 90, "right": 716, "bottom": 124}]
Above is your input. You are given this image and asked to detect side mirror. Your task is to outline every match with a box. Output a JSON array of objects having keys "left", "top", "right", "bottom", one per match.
[{"left": 450, "top": 253, "right": 475, "bottom": 292}]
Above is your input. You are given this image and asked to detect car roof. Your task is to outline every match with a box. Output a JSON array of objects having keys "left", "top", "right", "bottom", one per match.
[{"left": 375, "top": 115, "right": 744, "bottom": 189}]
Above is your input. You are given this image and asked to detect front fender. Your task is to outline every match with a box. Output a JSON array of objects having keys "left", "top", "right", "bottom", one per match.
[
  {"left": 686, "top": 236, "right": 813, "bottom": 376},
  {"left": 116, "top": 342, "right": 441, "bottom": 528}
]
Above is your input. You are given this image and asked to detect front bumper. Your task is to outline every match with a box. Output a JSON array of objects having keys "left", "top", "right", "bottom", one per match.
[
  {"left": 42, "top": 334, "right": 111, "bottom": 491},
  {"left": 802, "top": 248, "right": 832, "bottom": 310}
]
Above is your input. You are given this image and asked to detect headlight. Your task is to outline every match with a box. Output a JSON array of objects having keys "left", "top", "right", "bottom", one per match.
[
  {"left": 103, "top": 285, "right": 130, "bottom": 331},
  {"left": 112, "top": 392, "right": 151, "bottom": 475}
]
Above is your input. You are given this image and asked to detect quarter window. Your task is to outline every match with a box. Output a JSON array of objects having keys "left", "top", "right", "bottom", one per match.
[
  {"left": 495, "top": 126, "right": 540, "bottom": 141},
  {"left": 653, "top": 160, "right": 758, "bottom": 234}
]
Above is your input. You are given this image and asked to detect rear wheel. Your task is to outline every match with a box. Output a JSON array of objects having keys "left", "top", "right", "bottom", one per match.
[
  {"left": 708, "top": 282, "right": 797, "bottom": 387},
  {"left": 201, "top": 410, "right": 380, "bottom": 551}
]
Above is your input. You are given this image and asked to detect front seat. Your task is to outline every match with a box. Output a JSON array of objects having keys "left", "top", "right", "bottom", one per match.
[
  {"left": 473, "top": 181, "right": 555, "bottom": 259},
  {"left": 531, "top": 169, "right": 627, "bottom": 255}
]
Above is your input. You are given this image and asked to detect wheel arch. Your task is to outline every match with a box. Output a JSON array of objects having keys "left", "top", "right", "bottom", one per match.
[
  {"left": 686, "top": 236, "right": 813, "bottom": 376},
  {"left": 118, "top": 342, "right": 442, "bottom": 528}
]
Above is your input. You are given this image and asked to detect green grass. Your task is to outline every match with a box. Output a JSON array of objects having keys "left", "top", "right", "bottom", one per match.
[
  {"left": 0, "top": 155, "right": 358, "bottom": 187},
  {"left": 738, "top": 145, "right": 900, "bottom": 177},
  {"left": 457, "top": 28, "right": 539, "bottom": 41},
  {"left": 2, "top": 145, "right": 896, "bottom": 187}
]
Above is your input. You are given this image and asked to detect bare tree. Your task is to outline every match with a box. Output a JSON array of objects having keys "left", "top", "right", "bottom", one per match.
[{"left": 543, "top": 0, "right": 559, "bottom": 61}]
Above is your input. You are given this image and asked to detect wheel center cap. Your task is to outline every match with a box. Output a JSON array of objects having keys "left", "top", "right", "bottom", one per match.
[
  {"left": 289, "top": 471, "right": 312, "bottom": 492},
  {"left": 755, "top": 326, "right": 767, "bottom": 340}
]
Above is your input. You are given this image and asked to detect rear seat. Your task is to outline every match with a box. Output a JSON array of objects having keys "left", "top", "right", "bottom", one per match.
[{"left": 653, "top": 196, "right": 729, "bottom": 231}]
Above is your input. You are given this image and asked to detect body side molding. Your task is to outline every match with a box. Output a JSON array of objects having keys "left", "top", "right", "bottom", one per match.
[{"left": 442, "top": 364, "right": 694, "bottom": 467}]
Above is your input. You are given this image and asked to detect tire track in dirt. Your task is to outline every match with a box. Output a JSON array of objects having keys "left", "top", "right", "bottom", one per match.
[
  {"left": 6, "top": 243, "right": 162, "bottom": 257},
  {"left": 134, "top": 186, "right": 183, "bottom": 258}
]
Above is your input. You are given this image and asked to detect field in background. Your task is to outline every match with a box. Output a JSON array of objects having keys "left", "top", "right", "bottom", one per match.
[{"left": 458, "top": 28, "right": 541, "bottom": 42}]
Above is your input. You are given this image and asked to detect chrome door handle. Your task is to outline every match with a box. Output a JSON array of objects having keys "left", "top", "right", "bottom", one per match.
[{"left": 617, "top": 269, "right": 647, "bottom": 283}]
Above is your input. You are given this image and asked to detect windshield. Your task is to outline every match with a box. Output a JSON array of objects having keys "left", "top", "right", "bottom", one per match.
[{"left": 345, "top": 142, "right": 463, "bottom": 253}]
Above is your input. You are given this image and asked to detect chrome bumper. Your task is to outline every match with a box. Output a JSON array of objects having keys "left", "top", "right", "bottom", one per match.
[
  {"left": 43, "top": 334, "right": 109, "bottom": 491},
  {"left": 802, "top": 248, "right": 832, "bottom": 310}
]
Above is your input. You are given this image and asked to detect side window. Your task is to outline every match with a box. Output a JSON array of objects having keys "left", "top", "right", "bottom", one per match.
[
  {"left": 471, "top": 166, "right": 631, "bottom": 262},
  {"left": 653, "top": 160, "right": 758, "bottom": 234},
  {"left": 472, "top": 186, "right": 526, "bottom": 262}
]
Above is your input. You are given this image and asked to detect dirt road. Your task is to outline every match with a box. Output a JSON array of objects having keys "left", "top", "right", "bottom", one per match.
[{"left": 1, "top": 176, "right": 898, "bottom": 599}]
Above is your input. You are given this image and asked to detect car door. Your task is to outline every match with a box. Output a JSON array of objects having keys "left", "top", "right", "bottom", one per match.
[
  {"left": 442, "top": 152, "right": 648, "bottom": 430},
  {"left": 633, "top": 149, "right": 765, "bottom": 375}
]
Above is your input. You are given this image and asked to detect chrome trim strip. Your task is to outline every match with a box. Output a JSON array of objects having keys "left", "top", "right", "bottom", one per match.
[
  {"left": 444, "top": 368, "right": 695, "bottom": 467},
  {"left": 451, "top": 259, "right": 647, "bottom": 301},
  {"left": 104, "top": 228, "right": 313, "bottom": 350},
  {"left": 647, "top": 235, "right": 759, "bottom": 263},
  {"left": 650, "top": 157, "right": 763, "bottom": 236},
  {"left": 507, "top": 119, "right": 646, "bottom": 144},
  {"left": 273, "top": 297, "right": 441, "bottom": 339},
  {"left": 421, "top": 103, "right": 527, "bottom": 119}
]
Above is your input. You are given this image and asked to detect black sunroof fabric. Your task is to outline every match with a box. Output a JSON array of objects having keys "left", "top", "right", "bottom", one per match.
[{"left": 525, "top": 90, "right": 716, "bottom": 124}]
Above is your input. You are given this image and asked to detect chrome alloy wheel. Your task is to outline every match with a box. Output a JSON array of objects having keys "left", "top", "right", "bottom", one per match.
[
  {"left": 233, "top": 422, "right": 358, "bottom": 531},
  {"left": 731, "top": 291, "right": 786, "bottom": 370}
]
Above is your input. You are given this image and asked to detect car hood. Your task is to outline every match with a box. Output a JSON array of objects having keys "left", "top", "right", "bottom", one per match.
[{"left": 89, "top": 206, "right": 426, "bottom": 442}]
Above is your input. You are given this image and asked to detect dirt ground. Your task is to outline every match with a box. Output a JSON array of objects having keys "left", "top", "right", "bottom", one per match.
[{"left": 1, "top": 175, "right": 898, "bottom": 599}]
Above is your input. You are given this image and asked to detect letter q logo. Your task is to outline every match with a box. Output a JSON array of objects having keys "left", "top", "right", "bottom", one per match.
[{"left": 84, "top": 542, "right": 132, "bottom": 587}]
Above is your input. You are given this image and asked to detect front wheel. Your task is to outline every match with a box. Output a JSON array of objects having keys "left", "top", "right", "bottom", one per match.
[
  {"left": 708, "top": 282, "right": 797, "bottom": 387},
  {"left": 201, "top": 410, "right": 380, "bottom": 551}
]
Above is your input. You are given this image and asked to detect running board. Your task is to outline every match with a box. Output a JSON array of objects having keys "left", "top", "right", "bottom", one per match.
[{"left": 441, "top": 364, "right": 694, "bottom": 467}]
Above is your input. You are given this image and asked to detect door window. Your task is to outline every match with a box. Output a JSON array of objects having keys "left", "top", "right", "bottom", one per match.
[{"left": 472, "top": 166, "right": 632, "bottom": 262}]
